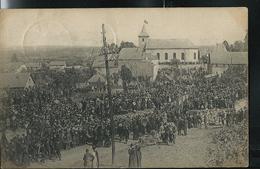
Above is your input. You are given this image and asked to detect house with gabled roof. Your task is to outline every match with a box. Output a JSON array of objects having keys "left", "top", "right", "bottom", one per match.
[
  {"left": 0, "top": 73, "right": 35, "bottom": 90},
  {"left": 118, "top": 48, "right": 145, "bottom": 61},
  {"left": 49, "top": 61, "right": 66, "bottom": 72},
  {"left": 208, "top": 43, "right": 248, "bottom": 75},
  {"left": 87, "top": 73, "right": 107, "bottom": 92},
  {"left": 25, "top": 62, "right": 42, "bottom": 71}
]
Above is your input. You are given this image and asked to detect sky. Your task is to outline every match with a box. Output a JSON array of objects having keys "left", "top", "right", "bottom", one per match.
[{"left": 0, "top": 8, "right": 247, "bottom": 49}]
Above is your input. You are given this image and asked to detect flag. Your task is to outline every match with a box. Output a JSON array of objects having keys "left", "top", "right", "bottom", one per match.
[{"left": 144, "top": 20, "right": 148, "bottom": 24}]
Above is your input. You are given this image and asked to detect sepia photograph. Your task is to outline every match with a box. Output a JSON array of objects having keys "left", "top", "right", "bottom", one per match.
[{"left": 0, "top": 8, "right": 248, "bottom": 168}]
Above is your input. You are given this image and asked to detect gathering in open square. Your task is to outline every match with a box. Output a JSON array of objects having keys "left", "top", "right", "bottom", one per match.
[{"left": 0, "top": 62, "right": 248, "bottom": 168}]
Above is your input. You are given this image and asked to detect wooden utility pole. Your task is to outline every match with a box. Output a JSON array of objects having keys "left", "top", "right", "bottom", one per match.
[{"left": 101, "top": 24, "right": 115, "bottom": 166}]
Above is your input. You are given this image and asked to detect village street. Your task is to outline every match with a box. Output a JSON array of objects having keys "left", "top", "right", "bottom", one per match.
[{"left": 26, "top": 127, "right": 219, "bottom": 168}]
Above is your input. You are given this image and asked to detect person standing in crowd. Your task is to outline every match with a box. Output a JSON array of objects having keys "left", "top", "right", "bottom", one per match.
[
  {"left": 169, "top": 122, "right": 176, "bottom": 144},
  {"left": 1, "top": 131, "right": 8, "bottom": 161},
  {"left": 204, "top": 113, "right": 208, "bottom": 129},
  {"left": 187, "top": 114, "right": 192, "bottom": 129},
  {"left": 184, "top": 116, "right": 188, "bottom": 136},
  {"left": 83, "top": 148, "right": 94, "bottom": 168},
  {"left": 92, "top": 145, "right": 99, "bottom": 168},
  {"left": 159, "top": 123, "right": 166, "bottom": 142},
  {"left": 197, "top": 113, "right": 202, "bottom": 128},
  {"left": 128, "top": 143, "right": 137, "bottom": 168},
  {"left": 226, "top": 111, "right": 231, "bottom": 127},
  {"left": 136, "top": 144, "right": 142, "bottom": 168}
]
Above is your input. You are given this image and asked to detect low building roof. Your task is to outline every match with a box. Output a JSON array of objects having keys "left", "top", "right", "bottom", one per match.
[
  {"left": 146, "top": 39, "right": 197, "bottom": 49},
  {"left": 0, "top": 62, "right": 24, "bottom": 73},
  {"left": 0, "top": 73, "right": 31, "bottom": 89},
  {"left": 210, "top": 44, "right": 248, "bottom": 65},
  {"left": 95, "top": 67, "right": 120, "bottom": 77},
  {"left": 88, "top": 73, "right": 106, "bottom": 83},
  {"left": 25, "top": 62, "right": 42, "bottom": 68},
  {"left": 92, "top": 54, "right": 118, "bottom": 68},
  {"left": 119, "top": 60, "right": 154, "bottom": 77},
  {"left": 229, "top": 52, "right": 248, "bottom": 64},
  {"left": 49, "top": 61, "right": 66, "bottom": 66},
  {"left": 118, "top": 48, "right": 145, "bottom": 60},
  {"left": 205, "top": 74, "right": 218, "bottom": 79}
]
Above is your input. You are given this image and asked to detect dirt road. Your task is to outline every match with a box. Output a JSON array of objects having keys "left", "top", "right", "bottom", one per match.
[{"left": 27, "top": 127, "right": 219, "bottom": 168}]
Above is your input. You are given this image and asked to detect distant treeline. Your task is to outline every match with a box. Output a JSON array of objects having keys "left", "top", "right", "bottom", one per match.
[{"left": 223, "top": 31, "right": 248, "bottom": 52}]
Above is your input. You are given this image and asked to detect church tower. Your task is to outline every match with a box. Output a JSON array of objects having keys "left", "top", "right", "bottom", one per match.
[{"left": 138, "top": 23, "right": 149, "bottom": 49}]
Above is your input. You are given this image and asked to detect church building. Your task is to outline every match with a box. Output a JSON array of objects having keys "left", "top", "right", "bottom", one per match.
[
  {"left": 118, "top": 23, "right": 202, "bottom": 81},
  {"left": 138, "top": 23, "right": 200, "bottom": 64}
]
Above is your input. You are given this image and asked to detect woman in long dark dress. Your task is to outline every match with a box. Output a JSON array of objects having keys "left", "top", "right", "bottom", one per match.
[
  {"left": 128, "top": 144, "right": 137, "bottom": 168},
  {"left": 136, "top": 144, "right": 142, "bottom": 168}
]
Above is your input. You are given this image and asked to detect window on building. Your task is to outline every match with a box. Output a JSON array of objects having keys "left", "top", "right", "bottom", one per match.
[
  {"left": 173, "top": 53, "right": 176, "bottom": 59},
  {"left": 181, "top": 53, "right": 185, "bottom": 60},
  {"left": 165, "top": 53, "right": 168, "bottom": 60},
  {"left": 142, "top": 38, "right": 144, "bottom": 42},
  {"left": 194, "top": 52, "right": 196, "bottom": 60},
  {"left": 157, "top": 53, "right": 160, "bottom": 60}
]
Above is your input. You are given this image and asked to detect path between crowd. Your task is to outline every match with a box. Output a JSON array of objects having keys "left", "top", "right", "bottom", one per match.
[{"left": 27, "top": 127, "right": 220, "bottom": 168}]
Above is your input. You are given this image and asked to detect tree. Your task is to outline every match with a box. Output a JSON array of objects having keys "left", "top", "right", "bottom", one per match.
[
  {"left": 107, "top": 43, "right": 120, "bottom": 54},
  {"left": 244, "top": 31, "right": 248, "bottom": 51},
  {"left": 198, "top": 55, "right": 209, "bottom": 64},
  {"left": 233, "top": 40, "right": 244, "bottom": 52},
  {"left": 119, "top": 41, "right": 136, "bottom": 51},
  {"left": 223, "top": 40, "right": 231, "bottom": 51},
  {"left": 226, "top": 31, "right": 248, "bottom": 52},
  {"left": 120, "top": 65, "right": 133, "bottom": 93}
]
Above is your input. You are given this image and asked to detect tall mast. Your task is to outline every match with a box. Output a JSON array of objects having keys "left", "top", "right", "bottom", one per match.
[{"left": 101, "top": 24, "right": 115, "bottom": 166}]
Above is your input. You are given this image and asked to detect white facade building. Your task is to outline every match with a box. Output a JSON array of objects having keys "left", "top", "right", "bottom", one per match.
[
  {"left": 138, "top": 24, "right": 199, "bottom": 64},
  {"left": 118, "top": 23, "right": 202, "bottom": 81}
]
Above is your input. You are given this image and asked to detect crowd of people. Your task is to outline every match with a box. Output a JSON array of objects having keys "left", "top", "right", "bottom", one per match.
[
  {"left": 0, "top": 64, "right": 248, "bottom": 167},
  {"left": 1, "top": 87, "right": 113, "bottom": 166}
]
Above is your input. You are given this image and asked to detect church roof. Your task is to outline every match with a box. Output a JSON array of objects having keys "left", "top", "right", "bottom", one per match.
[
  {"left": 146, "top": 39, "right": 197, "bottom": 49},
  {"left": 0, "top": 73, "right": 32, "bottom": 89},
  {"left": 118, "top": 48, "right": 145, "bottom": 60},
  {"left": 138, "top": 24, "right": 149, "bottom": 37}
]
